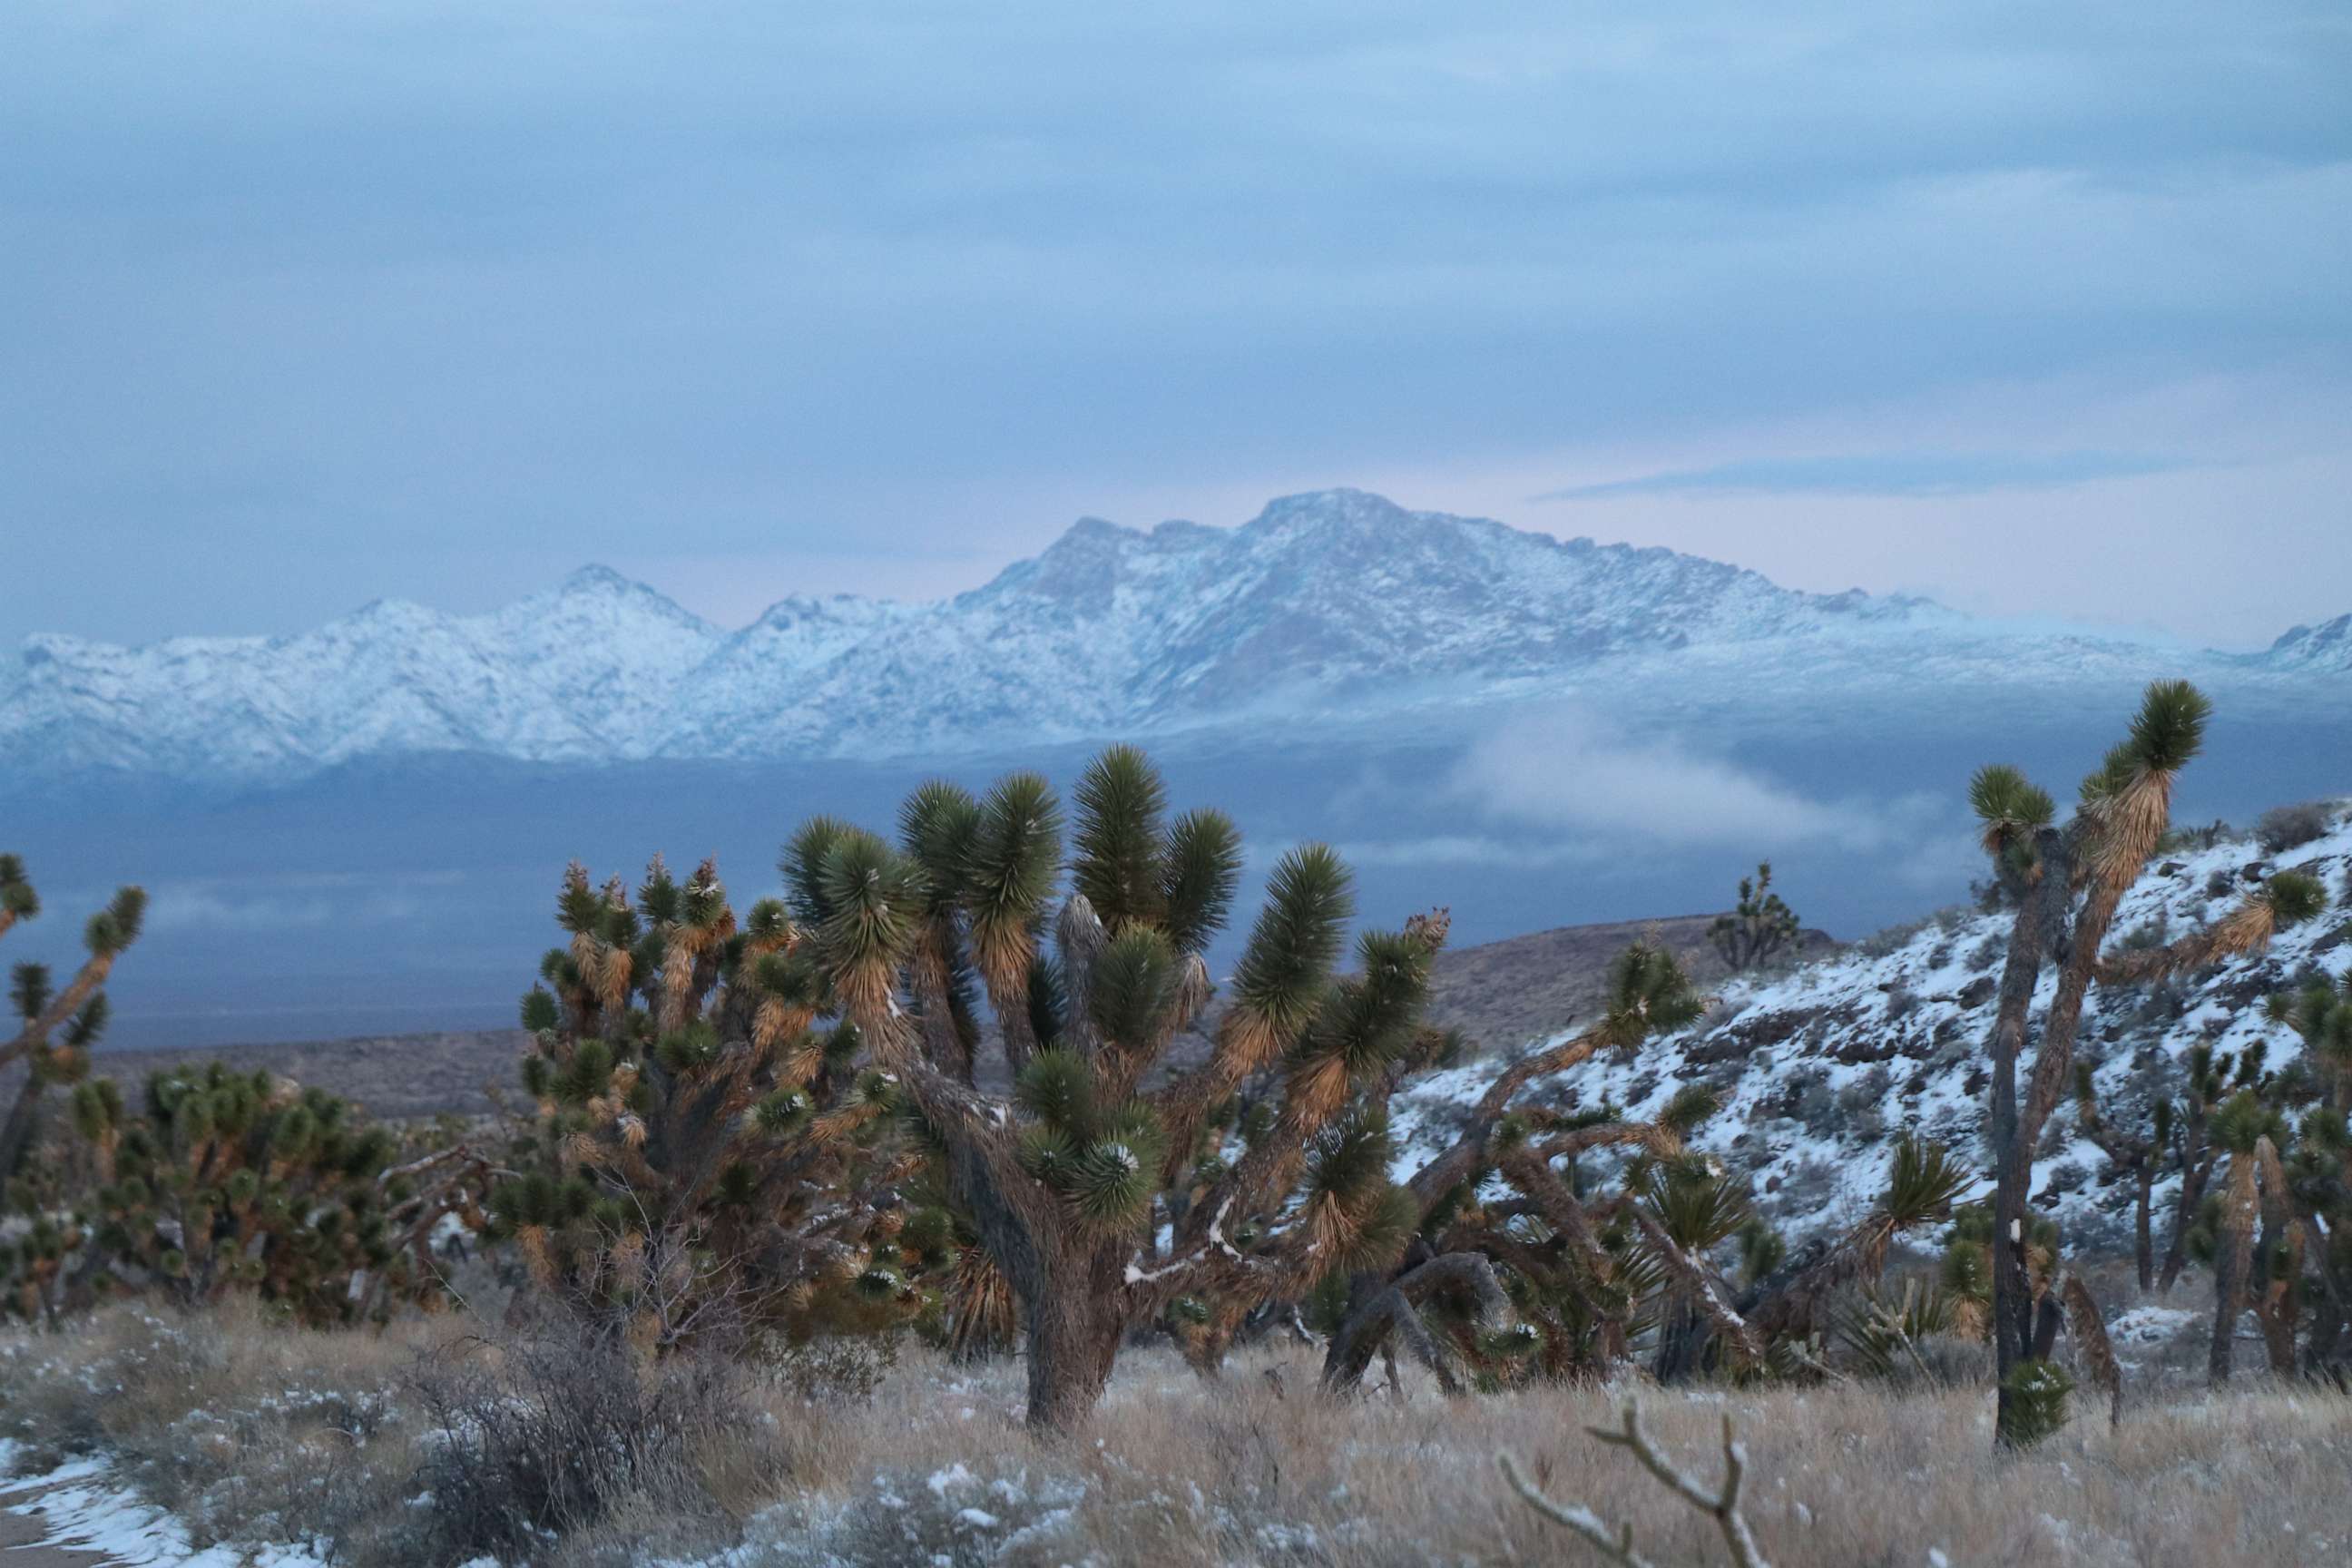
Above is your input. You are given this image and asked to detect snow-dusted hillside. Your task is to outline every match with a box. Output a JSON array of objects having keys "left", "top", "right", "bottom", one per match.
[
  {"left": 2253, "top": 612, "right": 2352, "bottom": 675},
  {"left": 1393, "top": 804, "right": 2352, "bottom": 1243},
  {"left": 5, "top": 489, "right": 2340, "bottom": 783}
]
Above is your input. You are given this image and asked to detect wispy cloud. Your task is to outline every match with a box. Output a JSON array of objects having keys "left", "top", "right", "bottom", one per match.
[
  {"left": 1533, "top": 451, "right": 2199, "bottom": 503},
  {"left": 1450, "top": 706, "right": 1928, "bottom": 853},
  {"left": 142, "top": 871, "right": 466, "bottom": 934}
]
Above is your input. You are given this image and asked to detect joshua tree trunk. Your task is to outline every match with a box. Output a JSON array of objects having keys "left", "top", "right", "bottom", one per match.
[
  {"left": 1320, "top": 1251, "right": 1509, "bottom": 1397},
  {"left": 1988, "top": 826, "right": 2071, "bottom": 1440},
  {"left": 1652, "top": 1295, "right": 1710, "bottom": 1384},
  {"left": 2209, "top": 1241, "right": 2245, "bottom": 1384},
  {"left": 0, "top": 1075, "right": 43, "bottom": 1191},
  {"left": 1024, "top": 1255, "right": 1129, "bottom": 1434},
  {"left": 2208, "top": 1160, "right": 2259, "bottom": 1386},
  {"left": 2160, "top": 1148, "right": 2210, "bottom": 1294},
  {"left": 2134, "top": 1161, "right": 2155, "bottom": 1295}
]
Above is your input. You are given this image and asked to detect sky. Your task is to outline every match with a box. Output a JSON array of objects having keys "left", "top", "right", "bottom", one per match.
[{"left": 5, "top": 1, "right": 2350, "bottom": 652}]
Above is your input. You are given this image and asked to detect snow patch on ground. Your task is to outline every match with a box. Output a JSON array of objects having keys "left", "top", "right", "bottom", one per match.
[{"left": 3, "top": 1455, "right": 328, "bottom": 1568}]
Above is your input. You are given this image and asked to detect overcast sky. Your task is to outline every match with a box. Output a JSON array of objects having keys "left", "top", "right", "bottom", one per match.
[{"left": 6, "top": 2, "right": 2349, "bottom": 651}]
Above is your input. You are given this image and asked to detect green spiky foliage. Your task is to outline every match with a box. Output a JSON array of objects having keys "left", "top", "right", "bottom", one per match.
[
  {"left": 0, "top": 863, "right": 145, "bottom": 1192},
  {"left": 1733, "top": 1134, "right": 1980, "bottom": 1357},
  {"left": 495, "top": 856, "right": 945, "bottom": 1357},
  {"left": 1969, "top": 764, "right": 2056, "bottom": 901},
  {"left": 1996, "top": 1358, "right": 2074, "bottom": 1449},
  {"left": 771, "top": 746, "right": 1448, "bottom": 1430},
  {"left": 1, "top": 1063, "right": 482, "bottom": 1326},
  {"left": 1708, "top": 861, "right": 1800, "bottom": 973}
]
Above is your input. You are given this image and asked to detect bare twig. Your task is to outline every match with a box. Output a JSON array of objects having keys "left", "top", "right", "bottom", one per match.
[{"left": 1501, "top": 1401, "right": 1772, "bottom": 1568}]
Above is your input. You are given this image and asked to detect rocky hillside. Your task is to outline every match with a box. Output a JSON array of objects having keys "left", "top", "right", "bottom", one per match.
[
  {"left": 1424, "top": 912, "right": 1839, "bottom": 1054},
  {"left": 1395, "top": 801, "right": 2352, "bottom": 1244}
]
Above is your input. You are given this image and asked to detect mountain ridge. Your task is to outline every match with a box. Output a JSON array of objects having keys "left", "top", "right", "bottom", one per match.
[{"left": 4, "top": 489, "right": 2341, "bottom": 783}]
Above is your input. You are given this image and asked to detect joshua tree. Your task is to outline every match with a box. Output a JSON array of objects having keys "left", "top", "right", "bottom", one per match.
[
  {"left": 495, "top": 856, "right": 946, "bottom": 1356},
  {"left": 2171, "top": 976, "right": 2352, "bottom": 1381},
  {"left": 2, "top": 1063, "right": 484, "bottom": 1325},
  {"left": 0, "top": 858, "right": 145, "bottom": 1189},
  {"left": 1736, "top": 1133, "right": 1977, "bottom": 1348},
  {"left": 1313, "top": 947, "right": 1972, "bottom": 1395},
  {"left": 778, "top": 747, "right": 1439, "bottom": 1431},
  {"left": 1709, "top": 863, "right": 1799, "bottom": 973},
  {"left": 2073, "top": 1063, "right": 2171, "bottom": 1293},
  {"left": 1967, "top": 683, "right": 2321, "bottom": 1445},
  {"left": 2271, "top": 969, "right": 2352, "bottom": 1114},
  {"left": 2156, "top": 1042, "right": 2237, "bottom": 1292},
  {"left": 1314, "top": 942, "right": 1711, "bottom": 1393},
  {"left": 2195, "top": 1089, "right": 2290, "bottom": 1384}
]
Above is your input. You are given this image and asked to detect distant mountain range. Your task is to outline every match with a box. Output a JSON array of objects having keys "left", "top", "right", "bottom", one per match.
[{"left": 5, "top": 489, "right": 2345, "bottom": 783}]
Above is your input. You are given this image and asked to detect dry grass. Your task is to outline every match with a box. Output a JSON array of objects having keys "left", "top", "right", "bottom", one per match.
[{"left": 5, "top": 1303, "right": 2350, "bottom": 1567}]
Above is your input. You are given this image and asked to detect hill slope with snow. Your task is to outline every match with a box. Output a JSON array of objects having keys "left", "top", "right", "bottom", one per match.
[
  {"left": 6, "top": 490, "right": 2341, "bottom": 784},
  {"left": 1393, "top": 804, "right": 2352, "bottom": 1243}
]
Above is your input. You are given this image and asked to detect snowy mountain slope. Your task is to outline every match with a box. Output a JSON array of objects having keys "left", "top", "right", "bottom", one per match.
[
  {"left": 3, "top": 488, "right": 2343, "bottom": 782},
  {"left": 1, "top": 567, "right": 725, "bottom": 777},
  {"left": 2253, "top": 612, "right": 2352, "bottom": 675},
  {"left": 1391, "top": 804, "right": 2352, "bottom": 1243}
]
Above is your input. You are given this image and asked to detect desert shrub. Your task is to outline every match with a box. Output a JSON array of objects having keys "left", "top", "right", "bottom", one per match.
[
  {"left": 1856, "top": 918, "right": 1928, "bottom": 960},
  {"left": 760, "top": 1330, "right": 904, "bottom": 1406},
  {"left": 2254, "top": 801, "right": 2334, "bottom": 854},
  {"left": 1837, "top": 1065, "right": 1893, "bottom": 1142},
  {"left": 407, "top": 1319, "right": 786, "bottom": 1565},
  {"left": 1788, "top": 1069, "right": 1838, "bottom": 1137},
  {"left": 742, "top": 1462, "right": 1090, "bottom": 1568}
]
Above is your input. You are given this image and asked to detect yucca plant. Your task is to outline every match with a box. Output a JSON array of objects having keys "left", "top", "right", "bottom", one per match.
[
  {"left": 1996, "top": 1358, "right": 2075, "bottom": 1449},
  {"left": 2261, "top": 970, "right": 2352, "bottom": 1377},
  {"left": 1839, "top": 1277, "right": 1962, "bottom": 1383},
  {"left": 0, "top": 858, "right": 145, "bottom": 1189},
  {"left": 1740, "top": 1133, "right": 1977, "bottom": 1347}
]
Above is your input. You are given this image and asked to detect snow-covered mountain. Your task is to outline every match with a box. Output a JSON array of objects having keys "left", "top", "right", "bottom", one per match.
[
  {"left": 2, "top": 489, "right": 2340, "bottom": 782},
  {"left": 2252, "top": 612, "right": 2352, "bottom": 675},
  {"left": 1393, "top": 804, "right": 2352, "bottom": 1243}
]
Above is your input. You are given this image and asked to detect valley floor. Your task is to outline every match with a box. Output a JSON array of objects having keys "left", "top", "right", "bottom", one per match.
[{"left": 5, "top": 1303, "right": 2350, "bottom": 1567}]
